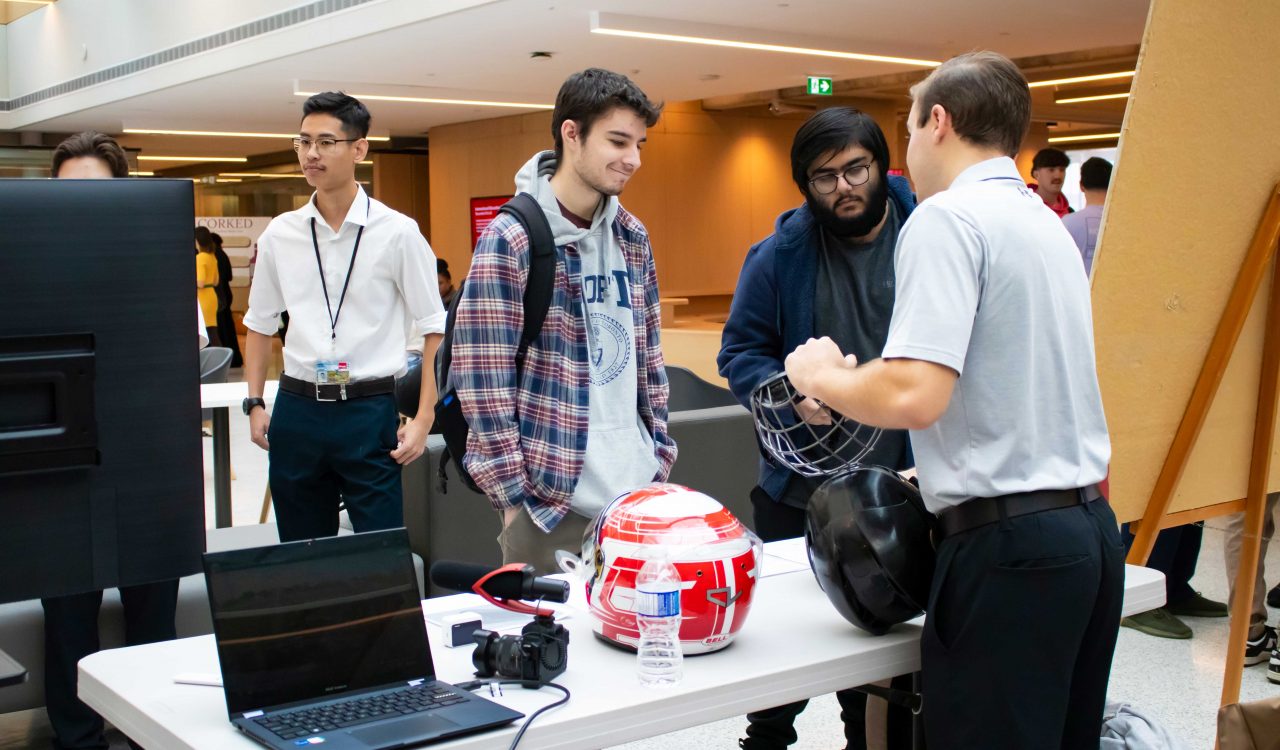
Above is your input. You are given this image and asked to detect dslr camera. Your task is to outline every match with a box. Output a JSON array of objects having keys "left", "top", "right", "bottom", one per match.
[{"left": 472, "top": 612, "right": 569, "bottom": 682}]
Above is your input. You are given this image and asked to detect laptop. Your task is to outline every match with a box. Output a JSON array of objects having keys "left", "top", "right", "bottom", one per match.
[{"left": 203, "top": 529, "right": 523, "bottom": 749}]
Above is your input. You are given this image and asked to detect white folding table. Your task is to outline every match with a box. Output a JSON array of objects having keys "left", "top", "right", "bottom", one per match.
[{"left": 79, "top": 539, "right": 1165, "bottom": 749}]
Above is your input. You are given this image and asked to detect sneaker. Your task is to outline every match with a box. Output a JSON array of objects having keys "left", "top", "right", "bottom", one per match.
[
  {"left": 1270, "top": 648, "right": 1280, "bottom": 684},
  {"left": 1120, "top": 608, "right": 1193, "bottom": 639},
  {"left": 1167, "top": 591, "right": 1230, "bottom": 617},
  {"left": 1268, "top": 582, "right": 1280, "bottom": 609},
  {"left": 1245, "top": 625, "right": 1278, "bottom": 666}
]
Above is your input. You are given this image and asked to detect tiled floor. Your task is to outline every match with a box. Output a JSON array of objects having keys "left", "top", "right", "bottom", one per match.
[{"left": 3, "top": 385, "right": 1277, "bottom": 747}]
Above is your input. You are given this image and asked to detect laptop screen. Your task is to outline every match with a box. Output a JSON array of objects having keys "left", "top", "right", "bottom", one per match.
[{"left": 204, "top": 529, "right": 434, "bottom": 716}]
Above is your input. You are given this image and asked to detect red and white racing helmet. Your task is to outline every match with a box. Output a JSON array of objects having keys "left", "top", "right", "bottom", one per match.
[{"left": 569, "top": 484, "right": 762, "bottom": 655}]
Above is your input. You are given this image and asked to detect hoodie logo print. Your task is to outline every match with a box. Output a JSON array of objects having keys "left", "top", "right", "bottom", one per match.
[{"left": 589, "top": 313, "right": 630, "bottom": 386}]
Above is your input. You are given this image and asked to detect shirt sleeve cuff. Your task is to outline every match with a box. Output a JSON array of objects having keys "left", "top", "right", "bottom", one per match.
[
  {"left": 413, "top": 311, "right": 447, "bottom": 337},
  {"left": 241, "top": 310, "right": 279, "bottom": 337},
  {"left": 880, "top": 344, "right": 965, "bottom": 375}
]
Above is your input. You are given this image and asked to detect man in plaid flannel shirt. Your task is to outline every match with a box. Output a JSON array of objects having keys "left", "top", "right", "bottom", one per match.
[{"left": 452, "top": 69, "right": 677, "bottom": 573}]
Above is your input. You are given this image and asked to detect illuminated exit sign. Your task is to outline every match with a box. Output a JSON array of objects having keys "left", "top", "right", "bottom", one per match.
[{"left": 807, "top": 76, "right": 833, "bottom": 95}]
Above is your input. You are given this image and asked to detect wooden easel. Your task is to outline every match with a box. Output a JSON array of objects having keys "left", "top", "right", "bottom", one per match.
[{"left": 1126, "top": 184, "right": 1280, "bottom": 706}]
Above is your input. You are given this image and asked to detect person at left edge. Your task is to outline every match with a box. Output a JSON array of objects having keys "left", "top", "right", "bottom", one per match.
[{"left": 242, "top": 92, "right": 446, "bottom": 542}]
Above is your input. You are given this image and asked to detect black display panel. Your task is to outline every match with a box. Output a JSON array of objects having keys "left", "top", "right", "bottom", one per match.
[{"left": 0, "top": 178, "right": 205, "bottom": 602}]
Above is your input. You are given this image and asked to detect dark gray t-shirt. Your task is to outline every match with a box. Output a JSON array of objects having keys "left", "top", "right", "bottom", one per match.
[{"left": 782, "top": 201, "right": 912, "bottom": 508}]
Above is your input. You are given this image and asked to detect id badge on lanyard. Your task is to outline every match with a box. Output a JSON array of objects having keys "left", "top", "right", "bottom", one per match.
[{"left": 310, "top": 195, "right": 368, "bottom": 385}]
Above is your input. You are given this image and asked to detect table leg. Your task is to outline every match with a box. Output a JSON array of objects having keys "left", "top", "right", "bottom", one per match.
[{"left": 212, "top": 406, "right": 232, "bottom": 528}]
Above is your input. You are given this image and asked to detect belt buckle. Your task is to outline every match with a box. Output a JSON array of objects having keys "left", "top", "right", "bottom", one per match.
[{"left": 314, "top": 382, "right": 338, "bottom": 402}]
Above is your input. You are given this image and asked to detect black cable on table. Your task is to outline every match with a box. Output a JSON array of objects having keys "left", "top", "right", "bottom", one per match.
[{"left": 455, "top": 678, "right": 571, "bottom": 750}]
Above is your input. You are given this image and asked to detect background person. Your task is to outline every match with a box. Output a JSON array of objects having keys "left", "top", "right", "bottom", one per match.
[
  {"left": 209, "top": 231, "right": 244, "bottom": 367},
  {"left": 42, "top": 130, "right": 182, "bottom": 750},
  {"left": 1028, "top": 146, "right": 1073, "bottom": 217},
  {"left": 194, "top": 226, "right": 220, "bottom": 347}
]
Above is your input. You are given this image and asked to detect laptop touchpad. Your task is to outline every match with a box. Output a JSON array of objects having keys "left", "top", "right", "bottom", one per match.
[{"left": 351, "top": 714, "right": 460, "bottom": 746}]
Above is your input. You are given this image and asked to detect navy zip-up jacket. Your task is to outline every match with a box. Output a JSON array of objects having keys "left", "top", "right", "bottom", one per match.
[{"left": 717, "top": 175, "right": 917, "bottom": 501}]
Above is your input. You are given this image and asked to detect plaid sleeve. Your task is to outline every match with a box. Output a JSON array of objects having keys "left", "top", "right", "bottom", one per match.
[
  {"left": 453, "top": 215, "right": 536, "bottom": 509},
  {"left": 639, "top": 236, "right": 677, "bottom": 480}
]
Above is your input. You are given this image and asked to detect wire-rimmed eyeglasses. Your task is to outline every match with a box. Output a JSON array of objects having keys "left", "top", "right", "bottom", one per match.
[
  {"left": 292, "top": 137, "right": 361, "bottom": 155},
  {"left": 808, "top": 161, "right": 874, "bottom": 195}
]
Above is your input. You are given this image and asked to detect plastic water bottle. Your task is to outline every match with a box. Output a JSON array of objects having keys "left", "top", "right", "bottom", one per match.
[{"left": 635, "top": 555, "right": 683, "bottom": 687}]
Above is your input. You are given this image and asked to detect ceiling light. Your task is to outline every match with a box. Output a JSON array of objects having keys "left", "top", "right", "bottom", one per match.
[
  {"left": 123, "top": 128, "right": 390, "bottom": 142},
  {"left": 127, "top": 171, "right": 155, "bottom": 177},
  {"left": 1047, "top": 132, "right": 1122, "bottom": 144},
  {"left": 590, "top": 12, "right": 939, "bottom": 68},
  {"left": 219, "top": 172, "right": 308, "bottom": 179},
  {"left": 137, "top": 155, "right": 248, "bottom": 163},
  {"left": 215, "top": 178, "right": 243, "bottom": 183},
  {"left": 294, "top": 90, "right": 553, "bottom": 110},
  {"left": 1028, "top": 71, "right": 1135, "bottom": 88},
  {"left": 1055, "top": 91, "right": 1130, "bottom": 105}
]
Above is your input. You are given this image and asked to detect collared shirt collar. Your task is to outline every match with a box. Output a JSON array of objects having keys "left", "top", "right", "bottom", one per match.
[
  {"left": 300, "top": 184, "right": 371, "bottom": 229},
  {"left": 949, "top": 156, "right": 1023, "bottom": 190}
]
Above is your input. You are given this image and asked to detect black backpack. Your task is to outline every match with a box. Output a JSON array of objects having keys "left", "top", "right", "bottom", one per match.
[{"left": 431, "top": 192, "right": 556, "bottom": 494}]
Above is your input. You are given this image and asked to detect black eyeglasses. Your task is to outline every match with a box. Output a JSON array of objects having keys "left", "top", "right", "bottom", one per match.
[
  {"left": 808, "top": 161, "right": 874, "bottom": 195},
  {"left": 292, "top": 137, "right": 361, "bottom": 155}
]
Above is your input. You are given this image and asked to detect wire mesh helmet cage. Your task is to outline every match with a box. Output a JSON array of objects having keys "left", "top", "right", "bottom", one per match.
[{"left": 750, "top": 370, "right": 882, "bottom": 478}]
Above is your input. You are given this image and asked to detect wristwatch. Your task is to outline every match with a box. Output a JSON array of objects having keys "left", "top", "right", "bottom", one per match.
[{"left": 242, "top": 397, "right": 266, "bottom": 416}]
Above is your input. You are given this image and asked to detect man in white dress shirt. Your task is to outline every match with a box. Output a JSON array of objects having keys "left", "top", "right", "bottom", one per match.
[
  {"left": 242, "top": 92, "right": 446, "bottom": 541},
  {"left": 784, "top": 52, "right": 1122, "bottom": 749}
]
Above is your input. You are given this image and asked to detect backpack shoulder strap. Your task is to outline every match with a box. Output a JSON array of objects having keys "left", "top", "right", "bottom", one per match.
[{"left": 499, "top": 192, "right": 556, "bottom": 356}]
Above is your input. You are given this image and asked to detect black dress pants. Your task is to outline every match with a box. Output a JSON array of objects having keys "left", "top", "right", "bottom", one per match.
[
  {"left": 41, "top": 580, "right": 179, "bottom": 749},
  {"left": 214, "top": 306, "right": 243, "bottom": 367},
  {"left": 922, "top": 497, "right": 1125, "bottom": 750},
  {"left": 268, "top": 391, "right": 404, "bottom": 542},
  {"left": 745, "top": 485, "right": 911, "bottom": 750}
]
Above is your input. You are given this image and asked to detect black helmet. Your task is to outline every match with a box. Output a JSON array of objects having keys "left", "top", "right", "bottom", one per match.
[
  {"left": 805, "top": 466, "right": 935, "bottom": 635},
  {"left": 749, "top": 371, "right": 935, "bottom": 635},
  {"left": 394, "top": 355, "right": 423, "bottom": 418}
]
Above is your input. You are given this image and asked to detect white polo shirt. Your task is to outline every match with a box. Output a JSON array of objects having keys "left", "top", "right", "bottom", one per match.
[
  {"left": 243, "top": 186, "right": 446, "bottom": 382},
  {"left": 881, "top": 157, "right": 1111, "bottom": 513}
]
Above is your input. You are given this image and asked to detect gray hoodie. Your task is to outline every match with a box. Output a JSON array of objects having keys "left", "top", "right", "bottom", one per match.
[{"left": 513, "top": 151, "right": 659, "bottom": 518}]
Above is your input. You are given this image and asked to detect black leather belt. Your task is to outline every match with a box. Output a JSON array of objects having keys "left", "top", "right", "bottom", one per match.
[
  {"left": 279, "top": 373, "right": 395, "bottom": 402},
  {"left": 937, "top": 485, "right": 1104, "bottom": 539}
]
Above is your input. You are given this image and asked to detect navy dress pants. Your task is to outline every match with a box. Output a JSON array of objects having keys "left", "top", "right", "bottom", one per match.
[
  {"left": 268, "top": 391, "right": 404, "bottom": 542},
  {"left": 921, "top": 497, "right": 1125, "bottom": 750},
  {"left": 42, "top": 581, "right": 179, "bottom": 749}
]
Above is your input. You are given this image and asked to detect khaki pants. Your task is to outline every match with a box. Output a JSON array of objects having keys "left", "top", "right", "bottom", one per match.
[
  {"left": 498, "top": 506, "right": 592, "bottom": 575},
  {"left": 1223, "top": 492, "right": 1278, "bottom": 639}
]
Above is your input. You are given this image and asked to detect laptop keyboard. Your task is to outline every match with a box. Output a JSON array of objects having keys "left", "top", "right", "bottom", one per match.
[{"left": 253, "top": 684, "right": 465, "bottom": 739}]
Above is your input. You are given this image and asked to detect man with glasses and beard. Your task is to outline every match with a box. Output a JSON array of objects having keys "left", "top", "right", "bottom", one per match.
[{"left": 718, "top": 107, "right": 916, "bottom": 750}]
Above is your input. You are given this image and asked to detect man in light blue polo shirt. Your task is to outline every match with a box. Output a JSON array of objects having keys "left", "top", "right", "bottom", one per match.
[{"left": 785, "top": 51, "right": 1123, "bottom": 750}]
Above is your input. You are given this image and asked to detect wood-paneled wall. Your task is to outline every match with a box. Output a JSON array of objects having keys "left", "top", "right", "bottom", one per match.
[
  {"left": 427, "top": 99, "right": 903, "bottom": 297},
  {"left": 373, "top": 153, "right": 430, "bottom": 240}
]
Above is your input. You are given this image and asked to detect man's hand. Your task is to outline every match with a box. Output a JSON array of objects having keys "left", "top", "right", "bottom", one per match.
[
  {"left": 795, "top": 397, "right": 833, "bottom": 425},
  {"left": 391, "top": 417, "right": 430, "bottom": 465},
  {"left": 249, "top": 408, "right": 270, "bottom": 451},
  {"left": 785, "top": 337, "right": 858, "bottom": 397}
]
